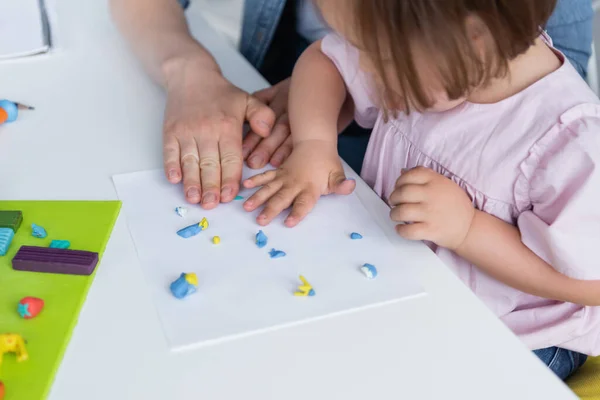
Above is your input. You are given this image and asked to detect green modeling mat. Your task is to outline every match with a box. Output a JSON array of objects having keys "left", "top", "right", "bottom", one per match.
[{"left": 0, "top": 201, "right": 121, "bottom": 400}]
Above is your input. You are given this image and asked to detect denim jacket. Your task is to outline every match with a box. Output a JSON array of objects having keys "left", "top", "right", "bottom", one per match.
[{"left": 178, "top": 0, "right": 285, "bottom": 69}]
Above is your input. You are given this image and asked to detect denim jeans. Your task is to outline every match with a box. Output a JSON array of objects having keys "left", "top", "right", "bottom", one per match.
[{"left": 533, "top": 347, "right": 588, "bottom": 380}]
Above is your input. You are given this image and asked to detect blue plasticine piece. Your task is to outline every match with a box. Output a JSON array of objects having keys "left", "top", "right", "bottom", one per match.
[
  {"left": 177, "top": 223, "right": 203, "bottom": 238},
  {"left": 17, "top": 303, "right": 31, "bottom": 318},
  {"left": 170, "top": 273, "right": 197, "bottom": 299},
  {"left": 0, "top": 227, "right": 15, "bottom": 256},
  {"left": 255, "top": 230, "right": 268, "bottom": 248},
  {"left": 31, "top": 223, "right": 47, "bottom": 238},
  {"left": 360, "top": 263, "right": 378, "bottom": 279},
  {"left": 174, "top": 206, "right": 187, "bottom": 217},
  {"left": 234, "top": 195, "right": 244, "bottom": 200},
  {"left": 0, "top": 100, "right": 18, "bottom": 123},
  {"left": 308, "top": 289, "right": 315, "bottom": 296},
  {"left": 268, "top": 248, "right": 286, "bottom": 259},
  {"left": 49, "top": 240, "right": 71, "bottom": 249},
  {"left": 350, "top": 232, "right": 363, "bottom": 240}
]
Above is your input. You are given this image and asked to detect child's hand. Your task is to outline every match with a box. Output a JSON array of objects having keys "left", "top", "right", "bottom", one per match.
[
  {"left": 389, "top": 167, "right": 475, "bottom": 250},
  {"left": 243, "top": 140, "right": 356, "bottom": 227}
]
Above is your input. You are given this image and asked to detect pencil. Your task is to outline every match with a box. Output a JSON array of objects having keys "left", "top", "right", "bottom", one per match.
[{"left": 15, "top": 102, "right": 35, "bottom": 111}]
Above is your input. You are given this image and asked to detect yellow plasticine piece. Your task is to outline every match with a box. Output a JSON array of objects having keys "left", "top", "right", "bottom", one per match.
[
  {"left": 199, "top": 217, "right": 209, "bottom": 231},
  {"left": 184, "top": 273, "right": 198, "bottom": 286},
  {"left": 212, "top": 236, "right": 221, "bottom": 245},
  {"left": 294, "top": 275, "right": 314, "bottom": 297},
  {"left": 0, "top": 333, "right": 29, "bottom": 367}
]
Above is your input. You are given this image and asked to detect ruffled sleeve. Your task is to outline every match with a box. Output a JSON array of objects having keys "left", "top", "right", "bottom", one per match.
[
  {"left": 320, "top": 33, "right": 379, "bottom": 129},
  {"left": 516, "top": 104, "right": 600, "bottom": 280}
]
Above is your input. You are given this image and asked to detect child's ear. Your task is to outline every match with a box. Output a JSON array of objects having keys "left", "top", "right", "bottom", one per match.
[
  {"left": 464, "top": 14, "right": 490, "bottom": 56},
  {"left": 464, "top": 14, "right": 488, "bottom": 42}
]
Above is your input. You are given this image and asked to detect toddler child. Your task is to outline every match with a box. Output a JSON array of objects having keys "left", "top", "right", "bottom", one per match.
[{"left": 242, "top": 0, "right": 600, "bottom": 380}]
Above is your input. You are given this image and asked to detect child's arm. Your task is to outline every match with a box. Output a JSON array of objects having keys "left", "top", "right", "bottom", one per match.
[
  {"left": 287, "top": 41, "right": 355, "bottom": 146},
  {"left": 243, "top": 40, "right": 357, "bottom": 226},
  {"left": 394, "top": 115, "right": 600, "bottom": 306},
  {"left": 456, "top": 211, "right": 600, "bottom": 306}
]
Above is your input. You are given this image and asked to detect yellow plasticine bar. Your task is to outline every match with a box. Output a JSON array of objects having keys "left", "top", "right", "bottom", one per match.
[{"left": 212, "top": 236, "right": 221, "bottom": 244}]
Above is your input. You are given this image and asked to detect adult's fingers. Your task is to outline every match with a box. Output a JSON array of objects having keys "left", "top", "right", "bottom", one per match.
[
  {"left": 253, "top": 85, "right": 278, "bottom": 104},
  {"left": 270, "top": 135, "right": 293, "bottom": 167},
  {"left": 219, "top": 120, "right": 244, "bottom": 203},
  {"left": 396, "top": 222, "right": 429, "bottom": 241},
  {"left": 179, "top": 137, "right": 201, "bottom": 204},
  {"left": 388, "top": 184, "right": 426, "bottom": 206},
  {"left": 284, "top": 190, "right": 320, "bottom": 227},
  {"left": 257, "top": 187, "right": 299, "bottom": 226},
  {"left": 242, "top": 131, "right": 263, "bottom": 160},
  {"left": 163, "top": 135, "right": 182, "bottom": 183},
  {"left": 389, "top": 203, "right": 427, "bottom": 223},
  {"left": 247, "top": 114, "right": 290, "bottom": 169},
  {"left": 246, "top": 96, "right": 275, "bottom": 138},
  {"left": 196, "top": 135, "right": 221, "bottom": 209}
]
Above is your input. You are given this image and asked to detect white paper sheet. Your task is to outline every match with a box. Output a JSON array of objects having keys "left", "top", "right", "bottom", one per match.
[
  {"left": 0, "top": 0, "right": 51, "bottom": 59},
  {"left": 113, "top": 167, "right": 425, "bottom": 351}
]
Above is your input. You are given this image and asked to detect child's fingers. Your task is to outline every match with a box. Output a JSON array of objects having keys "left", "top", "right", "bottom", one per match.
[
  {"left": 395, "top": 166, "right": 433, "bottom": 188},
  {"left": 328, "top": 171, "right": 355, "bottom": 195},
  {"left": 389, "top": 203, "right": 427, "bottom": 223},
  {"left": 395, "top": 222, "right": 429, "bottom": 241},
  {"left": 333, "top": 178, "right": 356, "bottom": 195},
  {"left": 285, "top": 190, "right": 319, "bottom": 227},
  {"left": 256, "top": 187, "right": 299, "bottom": 226},
  {"left": 243, "top": 169, "right": 278, "bottom": 189},
  {"left": 388, "top": 184, "right": 426, "bottom": 206},
  {"left": 243, "top": 179, "right": 283, "bottom": 212}
]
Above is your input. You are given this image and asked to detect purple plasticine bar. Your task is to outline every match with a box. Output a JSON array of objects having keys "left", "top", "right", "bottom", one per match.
[{"left": 12, "top": 246, "right": 99, "bottom": 276}]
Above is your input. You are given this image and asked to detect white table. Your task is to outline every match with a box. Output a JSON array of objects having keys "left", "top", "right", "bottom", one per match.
[{"left": 0, "top": 1, "right": 577, "bottom": 399}]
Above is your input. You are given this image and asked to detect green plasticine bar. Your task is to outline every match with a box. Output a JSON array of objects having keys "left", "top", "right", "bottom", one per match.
[{"left": 0, "top": 210, "right": 23, "bottom": 233}]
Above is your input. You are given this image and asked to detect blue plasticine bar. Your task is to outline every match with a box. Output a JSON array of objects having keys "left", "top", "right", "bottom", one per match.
[{"left": 0, "top": 227, "right": 15, "bottom": 256}]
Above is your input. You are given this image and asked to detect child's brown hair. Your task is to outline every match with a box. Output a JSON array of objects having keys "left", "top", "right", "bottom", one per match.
[{"left": 318, "top": 0, "right": 557, "bottom": 113}]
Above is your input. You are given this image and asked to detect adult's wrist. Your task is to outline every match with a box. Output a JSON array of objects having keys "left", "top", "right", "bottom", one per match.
[{"left": 161, "top": 49, "right": 222, "bottom": 91}]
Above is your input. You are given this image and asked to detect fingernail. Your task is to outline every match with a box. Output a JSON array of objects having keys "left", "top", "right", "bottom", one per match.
[
  {"left": 258, "top": 120, "right": 271, "bottom": 129},
  {"left": 242, "top": 147, "right": 251, "bottom": 158},
  {"left": 271, "top": 156, "right": 282, "bottom": 166},
  {"left": 249, "top": 155, "right": 264, "bottom": 167},
  {"left": 203, "top": 193, "right": 217, "bottom": 204},
  {"left": 258, "top": 214, "right": 267, "bottom": 220},
  {"left": 168, "top": 170, "right": 179, "bottom": 180},
  {"left": 187, "top": 188, "right": 200, "bottom": 199},
  {"left": 221, "top": 187, "right": 232, "bottom": 198}
]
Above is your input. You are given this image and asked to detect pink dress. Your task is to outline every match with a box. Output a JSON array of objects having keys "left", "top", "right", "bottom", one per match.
[{"left": 322, "top": 33, "right": 600, "bottom": 355}]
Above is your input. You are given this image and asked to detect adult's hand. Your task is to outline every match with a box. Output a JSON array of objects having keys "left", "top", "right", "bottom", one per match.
[
  {"left": 163, "top": 64, "right": 275, "bottom": 208},
  {"left": 242, "top": 78, "right": 293, "bottom": 169}
]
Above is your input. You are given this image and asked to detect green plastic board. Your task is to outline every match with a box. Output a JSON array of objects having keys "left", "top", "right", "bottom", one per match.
[{"left": 0, "top": 201, "right": 121, "bottom": 400}]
